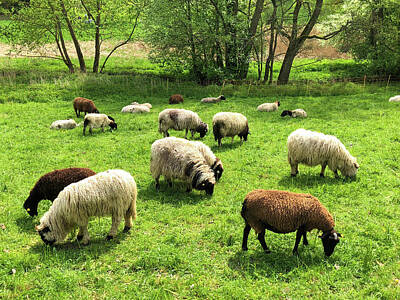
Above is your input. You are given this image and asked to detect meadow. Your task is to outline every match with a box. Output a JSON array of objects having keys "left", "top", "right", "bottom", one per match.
[{"left": 1, "top": 57, "right": 400, "bottom": 299}]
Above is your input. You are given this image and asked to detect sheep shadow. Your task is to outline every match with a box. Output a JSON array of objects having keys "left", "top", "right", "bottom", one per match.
[
  {"left": 139, "top": 182, "right": 212, "bottom": 206},
  {"left": 15, "top": 215, "right": 38, "bottom": 233},
  {"left": 210, "top": 141, "right": 246, "bottom": 153},
  {"left": 278, "top": 173, "right": 356, "bottom": 189},
  {"left": 228, "top": 247, "right": 331, "bottom": 278}
]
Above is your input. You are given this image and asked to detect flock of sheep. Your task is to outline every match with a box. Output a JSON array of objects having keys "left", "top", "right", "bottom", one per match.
[{"left": 26, "top": 93, "right": 399, "bottom": 256}]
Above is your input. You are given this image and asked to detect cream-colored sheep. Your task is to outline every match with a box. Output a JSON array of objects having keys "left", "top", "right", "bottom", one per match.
[
  {"left": 150, "top": 137, "right": 216, "bottom": 195},
  {"left": 201, "top": 95, "right": 226, "bottom": 103},
  {"left": 281, "top": 109, "right": 307, "bottom": 118},
  {"left": 212, "top": 112, "right": 249, "bottom": 146},
  {"left": 121, "top": 105, "right": 150, "bottom": 113},
  {"left": 50, "top": 119, "right": 78, "bottom": 130},
  {"left": 83, "top": 113, "right": 117, "bottom": 135},
  {"left": 389, "top": 95, "right": 400, "bottom": 102},
  {"left": 287, "top": 129, "right": 359, "bottom": 177},
  {"left": 257, "top": 101, "right": 280, "bottom": 112},
  {"left": 158, "top": 109, "right": 208, "bottom": 139},
  {"left": 36, "top": 169, "right": 137, "bottom": 245}
]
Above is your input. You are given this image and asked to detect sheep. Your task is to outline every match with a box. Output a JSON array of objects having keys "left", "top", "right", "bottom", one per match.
[
  {"left": 287, "top": 128, "right": 359, "bottom": 178},
  {"left": 121, "top": 105, "right": 150, "bottom": 114},
  {"left": 241, "top": 189, "right": 342, "bottom": 256},
  {"left": 131, "top": 102, "right": 152, "bottom": 109},
  {"left": 281, "top": 109, "right": 307, "bottom": 118},
  {"left": 73, "top": 97, "right": 99, "bottom": 117},
  {"left": 257, "top": 101, "right": 280, "bottom": 112},
  {"left": 201, "top": 95, "right": 226, "bottom": 103},
  {"left": 83, "top": 113, "right": 117, "bottom": 135},
  {"left": 150, "top": 137, "right": 216, "bottom": 195},
  {"left": 50, "top": 119, "right": 78, "bottom": 130},
  {"left": 23, "top": 168, "right": 96, "bottom": 217},
  {"left": 169, "top": 94, "right": 184, "bottom": 104},
  {"left": 158, "top": 109, "right": 208, "bottom": 139},
  {"left": 36, "top": 169, "right": 137, "bottom": 245},
  {"left": 212, "top": 112, "right": 249, "bottom": 146},
  {"left": 389, "top": 95, "right": 400, "bottom": 102},
  {"left": 190, "top": 140, "right": 224, "bottom": 181}
]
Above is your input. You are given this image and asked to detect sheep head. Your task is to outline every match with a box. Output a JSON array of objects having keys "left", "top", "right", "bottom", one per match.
[
  {"left": 192, "top": 170, "right": 215, "bottom": 195},
  {"left": 212, "top": 159, "right": 224, "bottom": 181},
  {"left": 281, "top": 110, "right": 292, "bottom": 117},
  {"left": 36, "top": 224, "right": 56, "bottom": 246},
  {"left": 196, "top": 122, "right": 208, "bottom": 138},
  {"left": 319, "top": 229, "right": 341, "bottom": 257},
  {"left": 23, "top": 195, "right": 38, "bottom": 217}
]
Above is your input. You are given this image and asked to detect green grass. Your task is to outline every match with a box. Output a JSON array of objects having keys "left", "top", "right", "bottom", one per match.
[{"left": 1, "top": 66, "right": 400, "bottom": 299}]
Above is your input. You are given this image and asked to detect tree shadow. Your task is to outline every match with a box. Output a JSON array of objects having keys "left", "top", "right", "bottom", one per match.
[
  {"left": 139, "top": 181, "right": 212, "bottom": 206},
  {"left": 278, "top": 173, "right": 356, "bottom": 189}
]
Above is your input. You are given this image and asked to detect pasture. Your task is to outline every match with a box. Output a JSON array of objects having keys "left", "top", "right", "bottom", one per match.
[{"left": 0, "top": 65, "right": 400, "bottom": 298}]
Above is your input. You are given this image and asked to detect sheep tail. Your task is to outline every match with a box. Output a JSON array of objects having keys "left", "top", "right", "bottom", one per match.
[
  {"left": 213, "top": 123, "right": 221, "bottom": 141},
  {"left": 158, "top": 119, "right": 163, "bottom": 133},
  {"left": 241, "top": 199, "right": 248, "bottom": 220}
]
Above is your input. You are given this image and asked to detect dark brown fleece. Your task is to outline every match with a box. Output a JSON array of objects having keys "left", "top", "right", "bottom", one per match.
[
  {"left": 24, "top": 168, "right": 96, "bottom": 216},
  {"left": 242, "top": 189, "right": 334, "bottom": 234},
  {"left": 169, "top": 94, "right": 184, "bottom": 104},
  {"left": 73, "top": 97, "right": 99, "bottom": 116}
]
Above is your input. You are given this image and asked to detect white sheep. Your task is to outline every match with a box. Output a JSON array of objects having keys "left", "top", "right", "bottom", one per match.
[
  {"left": 287, "top": 128, "right": 359, "bottom": 177},
  {"left": 131, "top": 102, "right": 152, "bottom": 109},
  {"left": 281, "top": 109, "right": 307, "bottom": 118},
  {"left": 158, "top": 109, "right": 208, "bottom": 139},
  {"left": 121, "top": 105, "right": 150, "bottom": 113},
  {"left": 36, "top": 169, "right": 137, "bottom": 245},
  {"left": 83, "top": 113, "right": 117, "bottom": 135},
  {"left": 212, "top": 112, "right": 249, "bottom": 146},
  {"left": 201, "top": 95, "right": 226, "bottom": 103},
  {"left": 50, "top": 119, "right": 78, "bottom": 130},
  {"left": 150, "top": 137, "right": 216, "bottom": 195},
  {"left": 257, "top": 101, "right": 280, "bottom": 112},
  {"left": 389, "top": 95, "right": 400, "bottom": 102}
]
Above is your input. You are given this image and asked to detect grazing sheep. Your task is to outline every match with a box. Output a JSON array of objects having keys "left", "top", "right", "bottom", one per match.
[
  {"left": 169, "top": 94, "right": 184, "bottom": 104},
  {"left": 241, "top": 189, "right": 341, "bottom": 256},
  {"left": 212, "top": 112, "right": 249, "bottom": 146},
  {"left": 201, "top": 95, "right": 226, "bottom": 103},
  {"left": 158, "top": 109, "right": 208, "bottom": 139},
  {"left": 150, "top": 138, "right": 216, "bottom": 195},
  {"left": 190, "top": 141, "right": 224, "bottom": 181},
  {"left": 257, "top": 101, "right": 280, "bottom": 112},
  {"left": 121, "top": 105, "right": 150, "bottom": 114},
  {"left": 281, "top": 109, "right": 307, "bottom": 118},
  {"left": 36, "top": 169, "right": 137, "bottom": 245},
  {"left": 389, "top": 95, "right": 400, "bottom": 102},
  {"left": 73, "top": 97, "right": 99, "bottom": 117},
  {"left": 131, "top": 102, "right": 152, "bottom": 109},
  {"left": 23, "top": 168, "right": 96, "bottom": 217},
  {"left": 83, "top": 113, "right": 117, "bottom": 135},
  {"left": 50, "top": 119, "right": 78, "bottom": 130},
  {"left": 287, "top": 128, "right": 359, "bottom": 177}
]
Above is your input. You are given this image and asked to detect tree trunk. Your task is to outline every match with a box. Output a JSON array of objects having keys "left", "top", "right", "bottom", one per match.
[
  {"left": 277, "top": 0, "right": 323, "bottom": 85},
  {"left": 92, "top": 0, "right": 101, "bottom": 73},
  {"left": 264, "top": 0, "right": 277, "bottom": 83},
  {"left": 57, "top": 22, "right": 74, "bottom": 73},
  {"left": 59, "top": 0, "right": 86, "bottom": 72}
]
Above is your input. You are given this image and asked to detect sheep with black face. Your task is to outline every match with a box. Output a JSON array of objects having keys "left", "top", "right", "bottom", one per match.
[
  {"left": 83, "top": 113, "right": 117, "bottom": 135},
  {"left": 212, "top": 112, "right": 249, "bottom": 146}
]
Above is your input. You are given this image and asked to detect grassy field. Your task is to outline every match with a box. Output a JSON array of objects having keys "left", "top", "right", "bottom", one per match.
[{"left": 1, "top": 63, "right": 400, "bottom": 299}]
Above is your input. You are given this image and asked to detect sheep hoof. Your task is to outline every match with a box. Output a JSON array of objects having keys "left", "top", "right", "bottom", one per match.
[
  {"left": 242, "top": 247, "right": 248, "bottom": 251},
  {"left": 155, "top": 183, "right": 160, "bottom": 190},
  {"left": 291, "top": 173, "right": 297, "bottom": 177},
  {"left": 77, "top": 235, "right": 83, "bottom": 241},
  {"left": 106, "top": 235, "right": 114, "bottom": 241},
  {"left": 303, "top": 240, "right": 309, "bottom": 246},
  {"left": 292, "top": 250, "right": 299, "bottom": 256},
  {"left": 123, "top": 226, "right": 131, "bottom": 233},
  {"left": 320, "top": 173, "right": 325, "bottom": 178},
  {"left": 264, "top": 249, "right": 271, "bottom": 254}
]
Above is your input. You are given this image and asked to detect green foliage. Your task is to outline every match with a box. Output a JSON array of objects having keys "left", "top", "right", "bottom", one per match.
[{"left": 1, "top": 64, "right": 400, "bottom": 298}]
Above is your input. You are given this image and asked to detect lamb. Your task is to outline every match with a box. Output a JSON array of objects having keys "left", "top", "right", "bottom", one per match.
[
  {"left": 158, "top": 109, "right": 208, "bottom": 139},
  {"left": 201, "top": 95, "right": 226, "bottom": 103},
  {"left": 389, "top": 95, "right": 400, "bottom": 102},
  {"left": 121, "top": 105, "right": 150, "bottom": 113},
  {"left": 257, "top": 101, "right": 280, "bottom": 112},
  {"left": 131, "top": 102, "right": 152, "bottom": 109},
  {"left": 212, "top": 112, "right": 249, "bottom": 146},
  {"left": 50, "top": 119, "right": 78, "bottom": 130},
  {"left": 241, "top": 189, "right": 341, "bottom": 256},
  {"left": 281, "top": 109, "right": 307, "bottom": 118},
  {"left": 23, "top": 168, "right": 96, "bottom": 217},
  {"left": 169, "top": 94, "right": 184, "bottom": 104},
  {"left": 190, "top": 141, "right": 224, "bottom": 181},
  {"left": 83, "top": 113, "right": 117, "bottom": 135},
  {"left": 287, "top": 128, "right": 359, "bottom": 177},
  {"left": 73, "top": 97, "right": 99, "bottom": 117},
  {"left": 36, "top": 169, "right": 137, "bottom": 245},
  {"left": 150, "top": 137, "right": 216, "bottom": 195}
]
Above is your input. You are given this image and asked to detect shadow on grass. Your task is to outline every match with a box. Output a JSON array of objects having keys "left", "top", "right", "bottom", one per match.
[
  {"left": 210, "top": 141, "right": 246, "bottom": 152},
  {"left": 138, "top": 182, "right": 212, "bottom": 206},
  {"left": 15, "top": 215, "right": 38, "bottom": 233},
  {"left": 278, "top": 173, "right": 356, "bottom": 189}
]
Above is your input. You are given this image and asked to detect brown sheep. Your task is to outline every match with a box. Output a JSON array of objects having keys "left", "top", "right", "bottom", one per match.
[
  {"left": 169, "top": 94, "right": 184, "bottom": 104},
  {"left": 73, "top": 97, "right": 99, "bottom": 117},
  {"left": 241, "top": 189, "right": 341, "bottom": 256}
]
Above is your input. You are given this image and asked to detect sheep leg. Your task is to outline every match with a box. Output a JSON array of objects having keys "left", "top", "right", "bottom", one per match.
[
  {"left": 107, "top": 214, "right": 122, "bottom": 240},
  {"left": 77, "top": 224, "right": 90, "bottom": 245},
  {"left": 185, "top": 129, "right": 188, "bottom": 139},
  {"left": 293, "top": 227, "right": 306, "bottom": 254},
  {"left": 257, "top": 229, "right": 271, "bottom": 253},
  {"left": 74, "top": 108, "right": 79, "bottom": 118},
  {"left": 290, "top": 163, "right": 298, "bottom": 177},
  {"left": 89, "top": 127, "right": 93, "bottom": 135},
  {"left": 186, "top": 185, "right": 192, "bottom": 193},
  {"left": 218, "top": 138, "right": 222, "bottom": 147},
  {"left": 320, "top": 163, "right": 327, "bottom": 177},
  {"left": 101, "top": 126, "right": 105, "bottom": 133},
  {"left": 155, "top": 177, "right": 160, "bottom": 190},
  {"left": 302, "top": 231, "right": 308, "bottom": 245},
  {"left": 242, "top": 223, "right": 251, "bottom": 251},
  {"left": 334, "top": 170, "right": 339, "bottom": 178},
  {"left": 191, "top": 130, "right": 195, "bottom": 138},
  {"left": 166, "top": 178, "right": 172, "bottom": 187},
  {"left": 123, "top": 213, "right": 133, "bottom": 233},
  {"left": 231, "top": 137, "right": 234, "bottom": 143}
]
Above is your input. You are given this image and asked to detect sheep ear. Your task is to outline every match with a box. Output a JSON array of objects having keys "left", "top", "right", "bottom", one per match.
[
  {"left": 35, "top": 225, "right": 42, "bottom": 232},
  {"left": 354, "top": 162, "right": 359, "bottom": 169}
]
